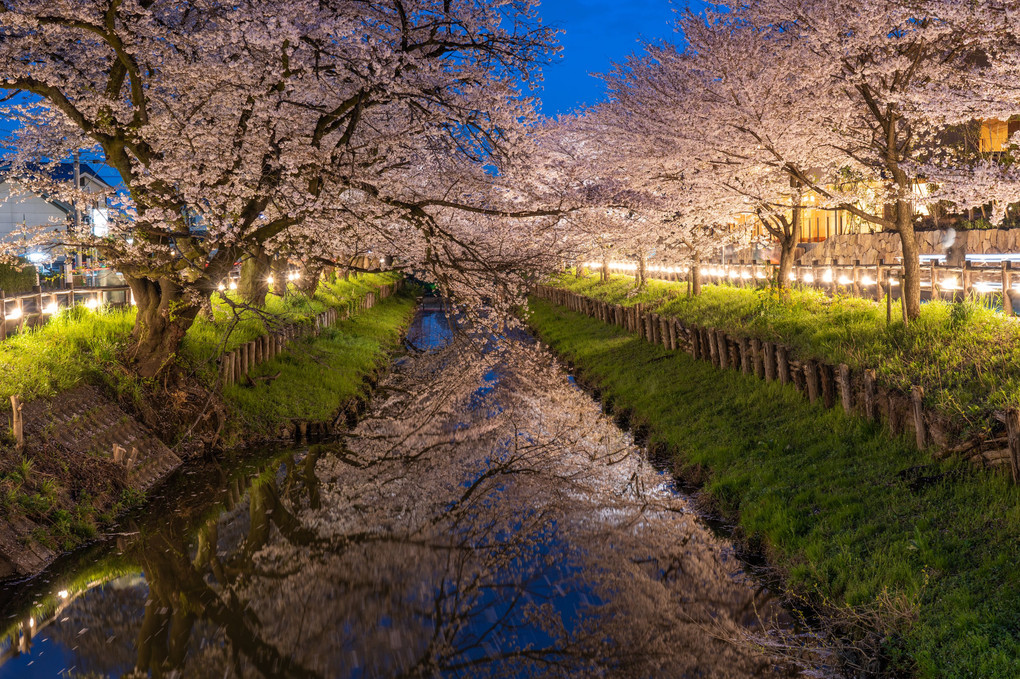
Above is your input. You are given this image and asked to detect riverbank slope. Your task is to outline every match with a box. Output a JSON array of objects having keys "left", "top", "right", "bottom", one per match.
[
  {"left": 0, "top": 281, "right": 417, "bottom": 580},
  {"left": 527, "top": 296, "right": 1020, "bottom": 678}
]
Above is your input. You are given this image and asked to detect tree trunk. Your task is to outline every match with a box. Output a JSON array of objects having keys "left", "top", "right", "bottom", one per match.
[
  {"left": 897, "top": 201, "right": 922, "bottom": 320},
  {"left": 601, "top": 257, "right": 609, "bottom": 282},
  {"left": 125, "top": 275, "right": 202, "bottom": 379},
  {"left": 777, "top": 235, "right": 798, "bottom": 291},
  {"left": 691, "top": 256, "right": 702, "bottom": 296},
  {"left": 297, "top": 265, "right": 322, "bottom": 297},
  {"left": 239, "top": 245, "right": 272, "bottom": 307},
  {"left": 776, "top": 206, "right": 801, "bottom": 290},
  {"left": 271, "top": 258, "right": 289, "bottom": 296},
  {"left": 637, "top": 256, "right": 646, "bottom": 290}
]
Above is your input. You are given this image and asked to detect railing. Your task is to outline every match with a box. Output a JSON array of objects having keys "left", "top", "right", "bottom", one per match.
[
  {"left": 0, "top": 285, "right": 132, "bottom": 340},
  {"left": 587, "top": 257, "right": 1020, "bottom": 311}
]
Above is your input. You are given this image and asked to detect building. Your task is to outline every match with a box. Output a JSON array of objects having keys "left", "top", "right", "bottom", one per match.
[{"left": 0, "top": 162, "right": 113, "bottom": 244}]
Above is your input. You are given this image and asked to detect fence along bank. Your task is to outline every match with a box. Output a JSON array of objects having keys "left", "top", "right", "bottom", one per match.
[{"left": 532, "top": 284, "right": 1020, "bottom": 481}]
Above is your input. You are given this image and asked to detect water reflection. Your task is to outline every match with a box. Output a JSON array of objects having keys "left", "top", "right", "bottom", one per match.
[{"left": 0, "top": 302, "right": 808, "bottom": 678}]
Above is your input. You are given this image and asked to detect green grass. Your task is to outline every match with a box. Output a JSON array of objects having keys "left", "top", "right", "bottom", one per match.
[
  {"left": 222, "top": 289, "right": 417, "bottom": 442},
  {"left": 0, "top": 273, "right": 403, "bottom": 405},
  {"left": 0, "top": 305, "right": 136, "bottom": 403},
  {"left": 549, "top": 273, "right": 1020, "bottom": 435},
  {"left": 527, "top": 296, "right": 1020, "bottom": 678},
  {"left": 180, "top": 272, "right": 402, "bottom": 374}
]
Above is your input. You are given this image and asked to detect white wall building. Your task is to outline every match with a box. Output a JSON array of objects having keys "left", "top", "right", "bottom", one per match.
[{"left": 0, "top": 163, "right": 113, "bottom": 245}]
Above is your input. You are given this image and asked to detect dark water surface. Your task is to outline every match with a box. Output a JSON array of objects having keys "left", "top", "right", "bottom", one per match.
[{"left": 0, "top": 303, "right": 817, "bottom": 678}]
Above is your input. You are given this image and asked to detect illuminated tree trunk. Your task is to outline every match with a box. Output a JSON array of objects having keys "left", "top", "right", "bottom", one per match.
[
  {"left": 897, "top": 201, "right": 922, "bottom": 320},
  {"left": 297, "top": 265, "right": 322, "bottom": 297},
  {"left": 239, "top": 245, "right": 272, "bottom": 307},
  {"left": 272, "top": 258, "right": 289, "bottom": 296},
  {"left": 636, "top": 256, "right": 647, "bottom": 289},
  {"left": 690, "top": 255, "right": 702, "bottom": 296},
  {"left": 125, "top": 275, "right": 202, "bottom": 379},
  {"left": 777, "top": 222, "right": 799, "bottom": 291},
  {"left": 601, "top": 257, "right": 610, "bottom": 282}
]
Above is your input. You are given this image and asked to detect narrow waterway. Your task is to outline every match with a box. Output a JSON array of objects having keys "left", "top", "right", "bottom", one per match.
[{"left": 0, "top": 301, "right": 818, "bottom": 678}]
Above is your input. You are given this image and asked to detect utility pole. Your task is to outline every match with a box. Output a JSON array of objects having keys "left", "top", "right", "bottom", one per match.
[{"left": 73, "top": 150, "right": 82, "bottom": 270}]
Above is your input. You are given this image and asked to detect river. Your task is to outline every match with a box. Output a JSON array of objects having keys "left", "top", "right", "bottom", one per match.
[{"left": 0, "top": 301, "right": 818, "bottom": 678}]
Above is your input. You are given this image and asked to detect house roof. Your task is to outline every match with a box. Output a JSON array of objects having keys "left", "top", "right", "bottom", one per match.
[
  {"left": 0, "top": 161, "right": 113, "bottom": 215},
  {"left": 0, "top": 161, "right": 113, "bottom": 190}
]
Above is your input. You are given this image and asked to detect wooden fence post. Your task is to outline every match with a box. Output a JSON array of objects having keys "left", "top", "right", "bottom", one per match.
[
  {"left": 805, "top": 360, "right": 820, "bottom": 403},
  {"left": 728, "top": 336, "right": 740, "bottom": 370},
  {"left": 777, "top": 345, "right": 790, "bottom": 384},
  {"left": 863, "top": 369, "right": 877, "bottom": 420},
  {"left": 764, "top": 341, "right": 777, "bottom": 381},
  {"left": 839, "top": 364, "right": 853, "bottom": 415},
  {"left": 751, "top": 338, "right": 764, "bottom": 379},
  {"left": 716, "top": 331, "right": 729, "bottom": 369},
  {"left": 739, "top": 337, "right": 751, "bottom": 375},
  {"left": 820, "top": 363, "right": 836, "bottom": 409},
  {"left": 1005, "top": 408, "right": 1020, "bottom": 484},
  {"left": 11, "top": 395, "right": 23, "bottom": 452},
  {"left": 911, "top": 386, "right": 927, "bottom": 450},
  {"left": 707, "top": 328, "right": 718, "bottom": 366}
]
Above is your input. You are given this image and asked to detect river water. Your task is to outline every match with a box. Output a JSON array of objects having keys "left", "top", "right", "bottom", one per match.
[{"left": 0, "top": 302, "right": 816, "bottom": 678}]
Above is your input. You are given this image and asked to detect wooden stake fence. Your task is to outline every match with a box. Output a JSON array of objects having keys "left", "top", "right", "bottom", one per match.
[
  {"left": 219, "top": 280, "right": 402, "bottom": 386},
  {"left": 531, "top": 284, "right": 1020, "bottom": 482}
]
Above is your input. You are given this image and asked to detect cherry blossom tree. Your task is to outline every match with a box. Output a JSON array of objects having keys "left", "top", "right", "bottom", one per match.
[
  {"left": 733, "top": 0, "right": 1001, "bottom": 318},
  {"left": 0, "top": 0, "right": 561, "bottom": 376}
]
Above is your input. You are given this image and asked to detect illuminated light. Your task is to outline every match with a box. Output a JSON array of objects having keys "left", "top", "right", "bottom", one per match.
[
  {"left": 727, "top": 269, "right": 739, "bottom": 279},
  {"left": 58, "top": 590, "right": 68, "bottom": 599},
  {"left": 822, "top": 269, "right": 834, "bottom": 284},
  {"left": 838, "top": 276, "right": 852, "bottom": 286},
  {"left": 43, "top": 303, "right": 59, "bottom": 315},
  {"left": 5, "top": 306, "right": 22, "bottom": 320},
  {"left": 379, "top": 257, "right": 386, "bottom": 264},
  {"left": 700, "top": 268, "right": 709, "bottom": 276},
  {"left": 788, "top": 273, "right": 797, "bottom": 281},
  {"left": 974, "top": 281, "right": 995, "bottom": 294},
  {"left": 741, "top": 271, "right": 752, "bottom": 279},
  {"left": 294, "top": 272, "right": 301, "bottom": 280},
  {"left": 890, "top": 279, "right": 900, "bottom": 286},
  {"left": 267, "top": 276, "right": 274, "bottom": 285},
  {"left": 803, "top": 273, "right": 815, "bottom": 283},
  {"left": 217, "top": 283, "right": 226, "bottom": 292},
  {"left": 861, "top": 276, "right": 876, "bottom": 286},
  {"left": 29, "top": 618, "right": 34, "bottom": 628},
  {"left": 228, "top": 281, "right": 238, "bottom": 291},
  {"left": 85, "top": 297, "right": 100, "bottom": 310},
  {"left": 756, "top": 271, "right": 766, "bottom": 279}
]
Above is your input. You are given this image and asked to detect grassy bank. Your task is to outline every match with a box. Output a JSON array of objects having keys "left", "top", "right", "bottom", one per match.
[
  {"left": 0, "top": 274, "right": 407, "bottom": 566},
  {"left": 549, "top": 273, "right": 1020, "bottom": 435},
  {"left": 527, "top": 296, "right": 1020, "bottom": 678},
  {"left": 223, "top": 289, "right": 417, "bottom": 443},
  {"left": 0, "top": 272, "right": 402, "bottom": 405}
]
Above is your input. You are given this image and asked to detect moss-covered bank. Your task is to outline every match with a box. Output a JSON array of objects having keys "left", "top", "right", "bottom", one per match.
[{"left": 527, "top": 296, "right": 1020, "bottom": 679}]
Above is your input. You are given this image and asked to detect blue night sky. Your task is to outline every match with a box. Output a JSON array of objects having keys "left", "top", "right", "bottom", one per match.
[{"left": 533, "top": 0, "right": 703, "bottom": 117}]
